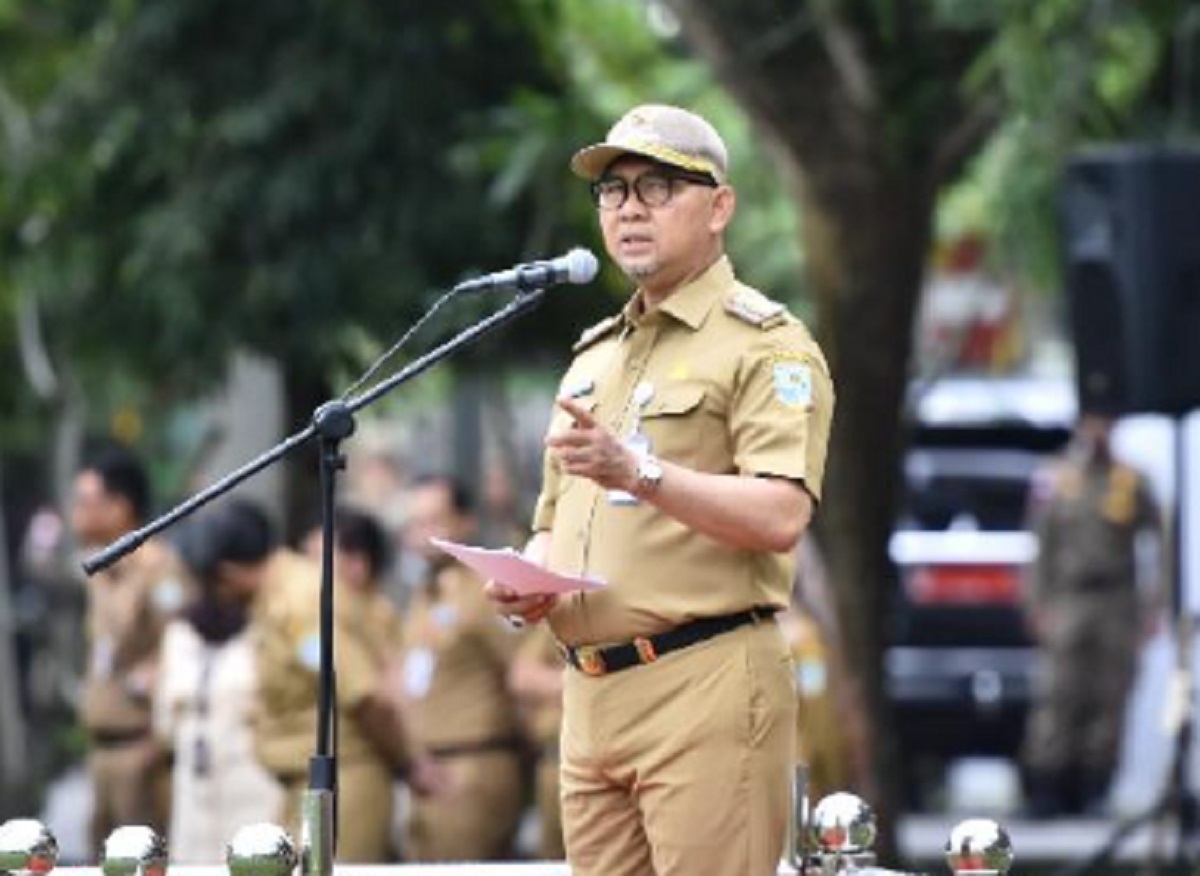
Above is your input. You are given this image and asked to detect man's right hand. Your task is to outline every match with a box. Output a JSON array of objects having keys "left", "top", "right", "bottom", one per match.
[
  {"left": 407, "top": 754, "right": 453, "bottom": 799},
  {"left": 484, "top": 581, "right": 557, "bottom": 625}
]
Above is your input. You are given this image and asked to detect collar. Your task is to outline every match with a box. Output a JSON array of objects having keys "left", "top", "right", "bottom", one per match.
[{"left": 626, "top": 256, "right": 732, "bottom": 332}]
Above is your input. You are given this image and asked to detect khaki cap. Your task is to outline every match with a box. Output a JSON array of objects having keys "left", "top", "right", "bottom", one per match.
[{"left": 570, "top": 104, "right": 729, "bottom": 183}]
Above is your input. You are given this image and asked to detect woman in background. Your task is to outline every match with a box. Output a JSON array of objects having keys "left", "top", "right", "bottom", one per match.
[{"left": 154, "top": 516, "right": 282, "bottom": 862}]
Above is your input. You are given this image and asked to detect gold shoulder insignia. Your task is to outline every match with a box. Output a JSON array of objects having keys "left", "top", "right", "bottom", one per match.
[
  {"left": 724, "top": 286, "right": 790, "bottom": 329},
  {"left": 572, "top": 315, "right": 623, "bottom": 353},
  {"left": 1110, "top": 464, "right": 1139, "bottom": 488}
]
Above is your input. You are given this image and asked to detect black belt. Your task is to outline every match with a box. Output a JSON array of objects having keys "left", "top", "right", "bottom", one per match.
[
  {"left": 561, "top": 607, "right": 777, "bottom": 678},
  {"left": 90, "top": 728, "right": 150, "bottom": 748},
  {"left": 427, "top": 738, "right": 525, "bottom": 759}
]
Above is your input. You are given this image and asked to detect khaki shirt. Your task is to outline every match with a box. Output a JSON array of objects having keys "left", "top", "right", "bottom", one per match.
[
  {"left": 252, "top": 550, "right": 391, "bottom": 774},
  {"left": 534, "top": 257, "right": 834, "bottom": 645},
  {"left": 398, "top": 562, "right": 523, "bottom": 750},
  {"left": 82, "top": 537, "right": 186, "bottom": 734},
  {"left": 1028, "top": 458, "right": 1161, "bottom": 608}
]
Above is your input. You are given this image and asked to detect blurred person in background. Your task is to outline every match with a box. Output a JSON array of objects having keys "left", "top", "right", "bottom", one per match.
[
  {"left": 395, "top": 474, "right": 527, "bottom": 861},
  {"left": 781, "top": 538, "right": 867, "bottom": 803},
  {"left": 397, "top": 473, "right": 477, "bottom": 594},
  {"left": 301, "top": 504, "right": 432, "bottom": 859},
  {"left": 301, "top": 506, "right": 402, "bottom": 665},
  {"left": 155, "top": 514, "right": 282, "bottom": 862},
  {"left": 1021, "top": 413, "right": 1165, "bottom": 816},
  {"left": 509, "top": 624, "right": 566, "bottom": 860},
  {"left": 479, "top": 459, "right": 531, "bottom": 549},
  {"left": 71, "top": 445, "right": 188, "bottom": 853},
  {"left": 204, "top": 499, "right": 427, "bottom": 862}
]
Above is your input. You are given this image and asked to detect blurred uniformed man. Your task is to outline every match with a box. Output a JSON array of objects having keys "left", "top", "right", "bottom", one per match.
[
  {"left": 1021, "top": 414, "right": 1164, "bottom": 816},
  {"left": 509, "top": 623, "right": 566, "bottom": 860},
  {"left": 486, "top": 104, "right": 835, "bottom": 876},
  {"left": 781, "top": 611, "right": 847, "bottom": 802},
  {"left": 202, "top": 500, "right": 419, "bottom": 862},
  {"left": 302, "top": 505, "right": 426, "bottom": 858},
  {"left": 396, "top": 475, "right": 526, "bottom": 861},
  {"left": 783, "top": 539, "right": 869, "bottom": 804},
  {"left": 72, "top": 446, "right": 187, "bottom": 853}
]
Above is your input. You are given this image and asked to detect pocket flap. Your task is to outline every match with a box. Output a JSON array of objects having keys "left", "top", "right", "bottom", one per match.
[{"left": 643, "top": 384, "right": 706, "bottom": 417}]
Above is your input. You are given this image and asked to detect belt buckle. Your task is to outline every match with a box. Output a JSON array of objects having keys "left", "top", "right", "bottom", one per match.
[
  {"left": 633, "top": 636, "right": 658, "bottom": 665},
  {"left": 576, "top": 645, "right": 607, "bottom": 677}
]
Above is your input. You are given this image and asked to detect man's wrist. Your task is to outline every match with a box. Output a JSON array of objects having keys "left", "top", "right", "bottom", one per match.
[{"left": 631, "top": 453, "right": 664, "bottom": 499}]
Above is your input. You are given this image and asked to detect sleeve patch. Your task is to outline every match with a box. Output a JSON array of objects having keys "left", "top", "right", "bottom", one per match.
[{"left": 773, "top": 360, "right": 813, "bottom": 408}]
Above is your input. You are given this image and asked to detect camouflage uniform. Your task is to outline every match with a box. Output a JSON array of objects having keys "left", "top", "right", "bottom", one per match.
[{"left": 1022, "top": 455, "right": 1161, "bottom": 813}]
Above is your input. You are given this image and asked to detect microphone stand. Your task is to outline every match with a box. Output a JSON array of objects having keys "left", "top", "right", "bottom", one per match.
[{"left": 82, "top": 285, "right": 552, "bottom": 876}]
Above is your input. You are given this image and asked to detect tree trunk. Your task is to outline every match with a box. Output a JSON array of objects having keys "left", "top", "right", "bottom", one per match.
[{"left": 803, "top": 174, "right": 935, "bottom": 859}]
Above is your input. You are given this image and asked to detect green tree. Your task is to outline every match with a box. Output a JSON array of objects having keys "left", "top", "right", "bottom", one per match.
[{"left": 1, "top": 0, "right": 617, "bottom": 521}]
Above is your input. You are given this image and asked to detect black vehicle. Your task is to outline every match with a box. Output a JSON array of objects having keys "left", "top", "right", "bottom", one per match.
[{"left": 884, "top": 378, "right": 1073, "bottom": 805}]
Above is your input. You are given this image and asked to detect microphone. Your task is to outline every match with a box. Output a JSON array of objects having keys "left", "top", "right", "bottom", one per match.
[{"left": 454, "top": 248, "right": 599, "bottom": 294}]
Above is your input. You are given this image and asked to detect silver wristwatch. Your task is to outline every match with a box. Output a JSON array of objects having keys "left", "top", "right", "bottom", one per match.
[{"left": 635, "top": 454, "right": 663, "bottom": 496}]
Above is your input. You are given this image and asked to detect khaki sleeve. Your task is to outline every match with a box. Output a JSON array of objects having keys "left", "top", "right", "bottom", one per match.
[
  {"left": 334, "top": 617, "right": 383, "bottom": 710},
  {"left": 730, "top": 329, "right": 835, "bottom": 501},
  {"left": 531, "top": 446, "right": 561, "bottom": 533}
]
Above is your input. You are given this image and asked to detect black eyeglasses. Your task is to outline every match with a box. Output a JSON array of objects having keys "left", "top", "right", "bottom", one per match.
[{"left": 590, "top": 168, "right": 718, "bottom": 210}]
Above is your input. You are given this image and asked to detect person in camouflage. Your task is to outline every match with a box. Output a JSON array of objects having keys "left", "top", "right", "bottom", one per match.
[{"left": 1021, "top": 414, "right": 1165, "bottom": 816}]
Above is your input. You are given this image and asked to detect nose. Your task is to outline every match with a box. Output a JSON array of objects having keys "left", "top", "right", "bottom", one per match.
[{"left": 617, "top": 192, "right": 650, "bottom": 222}]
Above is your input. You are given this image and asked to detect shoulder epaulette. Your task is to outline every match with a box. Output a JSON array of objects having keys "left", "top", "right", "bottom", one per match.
[
  {"left": 723, "top": 286, "right": 791, "bottom": 330},
  {"left": 572, "top": 314, "right": 623, "bottom": 353},
  {"left": 1110, "top": 463, "right": 1142, "bottom": 488}
]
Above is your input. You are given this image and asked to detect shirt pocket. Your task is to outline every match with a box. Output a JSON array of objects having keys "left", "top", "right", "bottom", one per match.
[{"left": 638, "top": 383, "right": 719, "bottom": 465}]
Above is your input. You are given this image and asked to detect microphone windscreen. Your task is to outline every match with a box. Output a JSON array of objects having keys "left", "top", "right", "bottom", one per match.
[{"left": 565, "top": 248, "right": 600, "bottom": 284}]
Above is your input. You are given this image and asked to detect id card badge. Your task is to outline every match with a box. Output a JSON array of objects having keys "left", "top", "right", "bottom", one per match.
[
  {"left": 607, "top": 432, "right": 650, "bottom": 506},
  {"left": 607, "top": 381, "right": 655, "bottom": 506},
  {"left": 403, "top": 648, "right": 436, "bottom": 700},
  {"left": 92, "top": 637, "right": 115, "bottom": 678}
]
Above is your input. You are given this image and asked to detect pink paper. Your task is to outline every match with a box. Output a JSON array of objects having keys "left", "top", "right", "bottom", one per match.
[{"left": 430, "top": 537, "right": 607, "bottom": 596}]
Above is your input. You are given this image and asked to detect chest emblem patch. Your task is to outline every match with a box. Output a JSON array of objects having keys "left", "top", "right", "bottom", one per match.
[{"left": 773, "top": 361, "right": 813, "bottom": 408}]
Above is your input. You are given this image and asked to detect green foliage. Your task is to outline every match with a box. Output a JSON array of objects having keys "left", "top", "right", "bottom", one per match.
[
  {"left": 940, "top": 0, "right": 1185, "bottom": 290},
  {"left": 1, "top": 0, "right": 1183, "bottom": 445},
  {"left": 2, "top": 0, "right": 609, "bottom": 418}
]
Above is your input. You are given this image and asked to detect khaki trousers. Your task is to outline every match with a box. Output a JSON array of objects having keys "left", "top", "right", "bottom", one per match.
[
  {"left": 561, "top": 620, "right": 796, "bottom": 876},
  {"left": 88, "top": 737, "right": 170, "bottom": 854},
  {"left": 404, "top": 749, "right": 524, "bottom": 862}
]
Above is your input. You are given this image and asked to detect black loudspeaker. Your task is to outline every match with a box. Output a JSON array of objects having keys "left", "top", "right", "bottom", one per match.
[{"left": 1061, "top": 146, "right": 1200, "bottom": 416}]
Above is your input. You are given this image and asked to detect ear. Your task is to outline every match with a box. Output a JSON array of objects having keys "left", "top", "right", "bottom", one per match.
[{"left": 709, "top": 185, "right": 736, "bottom": 234}]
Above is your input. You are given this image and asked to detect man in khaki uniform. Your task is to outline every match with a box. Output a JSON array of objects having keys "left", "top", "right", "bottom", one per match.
[
  {"left": 1021, "top": 414, "right": 1163, "bottom": 815},
  {"left": 72, "top": 446, "right": 187, "bottom": 853},
  {"left": 509, "top": 623, "right": 566, "bottom": 860},
  {"left": 199, "top": 500, "right": 415, "bottom": 862},
  {"left": 397, "top": 475, "right": 526, "bottom": 861},
  {"left": 487, "top": 105, "right": 835, "bottom": 876}
]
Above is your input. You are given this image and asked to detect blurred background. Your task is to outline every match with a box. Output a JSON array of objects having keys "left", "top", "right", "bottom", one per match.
[{"left": 1, "top": 0, "right": 1198, "bottom": 870}]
